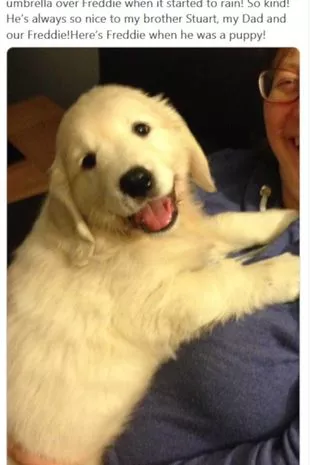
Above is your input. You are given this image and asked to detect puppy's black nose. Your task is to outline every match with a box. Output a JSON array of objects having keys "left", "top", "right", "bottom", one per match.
[{"left": 119, "top": 166, "right": 154, "bottom": 198}]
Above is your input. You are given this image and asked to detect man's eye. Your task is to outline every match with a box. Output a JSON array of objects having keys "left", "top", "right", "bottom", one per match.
[
  {"left": 274, "top": 78, "right": 296, "bottom": 88},
  {"left": 272, "top": 70, "right": 299, "bottom": 93}
]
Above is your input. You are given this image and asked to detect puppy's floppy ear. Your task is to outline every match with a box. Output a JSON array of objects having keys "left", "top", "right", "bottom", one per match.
[
  {"left": 188, "top": 134, "right": 217, "bottom": 193},
  {"left": 47, "top": 155, "right": 95, "bottom": 266},
  {"left": 155, "top": 93, "right": 216, "bottom": 192}
]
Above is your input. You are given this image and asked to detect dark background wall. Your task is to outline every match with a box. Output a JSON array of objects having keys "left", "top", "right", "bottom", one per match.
[{"left": 7, "top": 48, "right": 100, "bottom": 108}]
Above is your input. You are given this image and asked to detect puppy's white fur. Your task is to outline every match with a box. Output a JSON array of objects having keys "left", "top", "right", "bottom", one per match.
[{"left": 8, "top": 85, "right": 299, "bottom": 465}]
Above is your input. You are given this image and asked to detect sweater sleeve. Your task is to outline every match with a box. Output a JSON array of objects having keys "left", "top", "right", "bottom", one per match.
[
  {"left": 167, "top": 418, "right": 299, "bottom": 465},
  {"left": 105, "top": 417, "right": 299, "bottom": 465}
]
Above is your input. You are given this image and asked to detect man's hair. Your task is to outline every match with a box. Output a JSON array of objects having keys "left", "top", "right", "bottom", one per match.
[{"left": 272, "top": 48, "right": 299, "bottom": 69}]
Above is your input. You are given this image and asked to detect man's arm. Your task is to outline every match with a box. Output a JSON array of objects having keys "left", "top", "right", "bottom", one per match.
[{"left": 164, "top": 418, "right": 299, "bottom": 465}]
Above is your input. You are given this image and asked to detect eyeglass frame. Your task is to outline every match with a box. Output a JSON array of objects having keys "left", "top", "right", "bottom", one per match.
[{"left": 258, "top": 68, "right": 299, "bottom": 104}]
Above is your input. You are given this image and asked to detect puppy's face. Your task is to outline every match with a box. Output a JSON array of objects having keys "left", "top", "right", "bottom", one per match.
[{"left": 54, "top": 85, "right": 213, "bottom": 234}]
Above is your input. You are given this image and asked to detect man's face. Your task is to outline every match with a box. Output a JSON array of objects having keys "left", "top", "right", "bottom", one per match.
[{"left": 264, "top": 49, "right": 300, "bottom": 205}]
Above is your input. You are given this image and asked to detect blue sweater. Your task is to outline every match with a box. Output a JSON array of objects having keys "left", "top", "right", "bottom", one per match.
[{"left": 106, "top": 148, "right": 299, "bottom": 465}]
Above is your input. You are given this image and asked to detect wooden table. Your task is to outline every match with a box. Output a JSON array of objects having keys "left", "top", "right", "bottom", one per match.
[{"left": 7, "top": 96, "right": 64, "bottom": 204}]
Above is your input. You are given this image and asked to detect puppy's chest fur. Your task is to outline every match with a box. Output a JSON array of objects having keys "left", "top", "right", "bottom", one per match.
[{"left": 8, "top": 217, "right": 221, "bottom": 460}]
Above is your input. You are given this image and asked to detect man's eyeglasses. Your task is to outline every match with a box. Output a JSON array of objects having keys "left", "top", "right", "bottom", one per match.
[{"left": 258, "top": 68, "right": 299, "bottom": 103}]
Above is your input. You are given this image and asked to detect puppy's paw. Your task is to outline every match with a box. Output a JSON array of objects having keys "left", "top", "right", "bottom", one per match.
[
  {"left": 268, "top": 209, "right": 299, "bottom": 240},
  {"left": 262, "top": 252, "right": 300, "bottom": 303},
  {"left": 281, "top": 208, "right": 299, "bottom": 226}
]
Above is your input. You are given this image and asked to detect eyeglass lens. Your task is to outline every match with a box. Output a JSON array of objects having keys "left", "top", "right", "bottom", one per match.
[{"left": 260, "top": 69, "right": 299, "bottom": 103}]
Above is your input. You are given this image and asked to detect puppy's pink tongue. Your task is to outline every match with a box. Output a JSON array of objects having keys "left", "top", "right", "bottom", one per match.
[{"left": 134, "top": 196, "right": 174, "bottom": 232}]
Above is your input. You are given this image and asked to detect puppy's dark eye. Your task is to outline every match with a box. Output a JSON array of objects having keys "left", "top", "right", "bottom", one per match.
[
  {"left": 132, "top": 122, "right": 151, "bottom": 137},
  {"left": 81, "top": 152, "right": 96, "bottom": 170}
]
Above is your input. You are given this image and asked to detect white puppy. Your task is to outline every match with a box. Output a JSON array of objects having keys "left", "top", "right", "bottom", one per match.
[{"left": 8, "top": 85, "right": 299, "bottom": 465}]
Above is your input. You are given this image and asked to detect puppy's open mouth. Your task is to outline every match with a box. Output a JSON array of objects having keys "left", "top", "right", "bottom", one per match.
[{"left": 129, "top": 190, "right": 178, "bottom": 233}]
